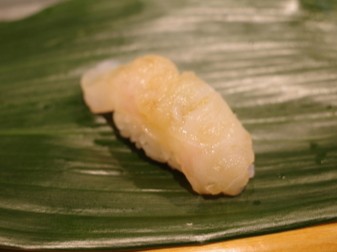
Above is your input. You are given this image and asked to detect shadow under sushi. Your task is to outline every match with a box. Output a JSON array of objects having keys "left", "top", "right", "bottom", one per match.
[{"left": 100, "top": 113, "right": 198, "bottom": 195}]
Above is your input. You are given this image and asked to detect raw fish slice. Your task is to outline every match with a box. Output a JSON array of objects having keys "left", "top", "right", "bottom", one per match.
[{"left": 81, "top": 55, "right": 255, "bottom": 195}]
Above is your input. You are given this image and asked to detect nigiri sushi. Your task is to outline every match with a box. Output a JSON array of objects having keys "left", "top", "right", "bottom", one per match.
[{"left": 81, "top": 55, "right": 255, "bottom": 196}]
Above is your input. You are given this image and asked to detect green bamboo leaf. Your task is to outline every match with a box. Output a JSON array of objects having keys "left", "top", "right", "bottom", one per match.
[{"left": 0, "top": 0, "right": 337, "bottom": 250}]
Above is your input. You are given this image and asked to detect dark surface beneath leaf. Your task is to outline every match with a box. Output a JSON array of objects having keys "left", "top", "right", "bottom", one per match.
[{"left": 0, "top": 0, "right": 337, "bottom": 250}]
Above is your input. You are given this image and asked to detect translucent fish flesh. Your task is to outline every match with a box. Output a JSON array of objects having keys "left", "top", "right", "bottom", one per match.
[{"left": 81, "top": 55, "right": 255, "bottom": 195}]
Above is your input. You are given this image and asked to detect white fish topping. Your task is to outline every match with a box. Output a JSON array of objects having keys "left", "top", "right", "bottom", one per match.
[{"left": 81, "top": 55, "right": 255, "bottom": 195}]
